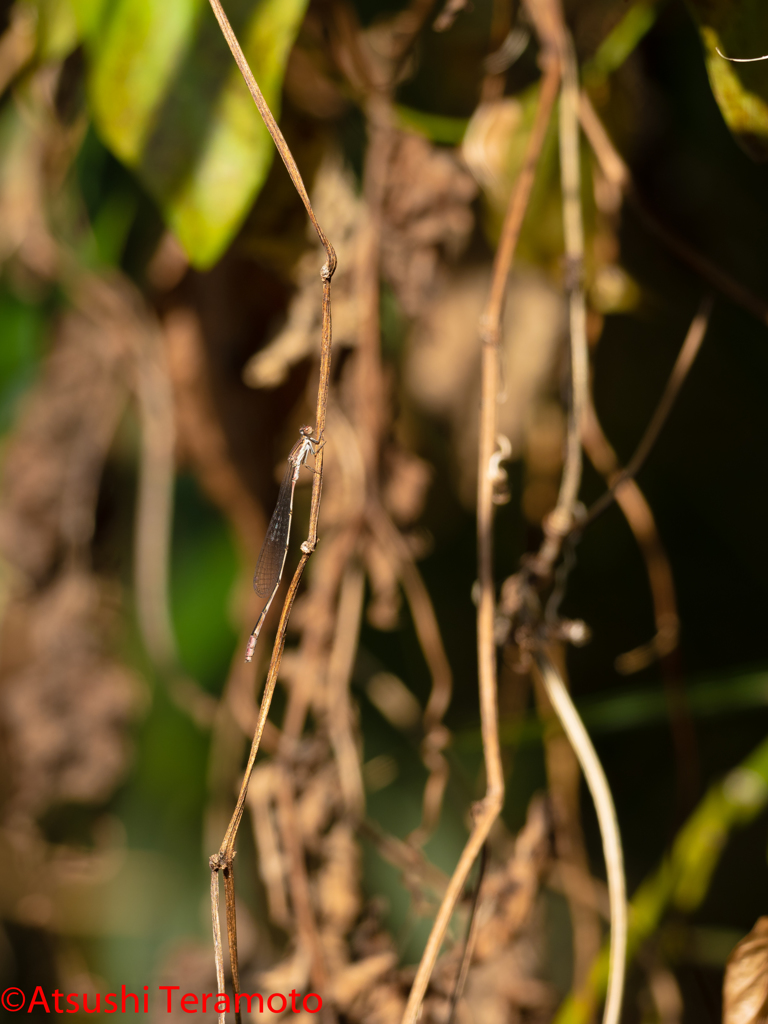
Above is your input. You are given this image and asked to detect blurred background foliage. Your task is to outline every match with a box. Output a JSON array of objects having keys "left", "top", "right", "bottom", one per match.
[{"left": 0, "top": 0, "right": 766, "bottom": 1021}]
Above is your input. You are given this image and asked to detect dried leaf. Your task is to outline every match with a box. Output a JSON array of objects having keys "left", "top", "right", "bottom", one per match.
[
  {"left": 1, "top": 572, "right": 142, "bottom": 817},
  {"left": 330, "top": 952, "right": 398, "bottom": 1013},
  {"left": 724, "top": 917, "right": 768, "bottom": 1024},
  {"left": 381, "top": 132, "right": 476, "bottom": 317},
  {"left": 316, "top": 823, "right": 361, "bottom": 933},
  {"left": 405, "top": 267, "right": 564, "bottom": 505}
]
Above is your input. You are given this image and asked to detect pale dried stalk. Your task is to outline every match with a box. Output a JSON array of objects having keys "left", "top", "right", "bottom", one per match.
[
  {"left": 534, "top": 652, "right": 627, "bottom": 1024},
  {"left": 132, "top": 324, "right": 177, "bottom": 672},
  {"left": 210, "top": 869, "right": 226, "bottom": 1024},
  {"left": 534, "top": 656, "right": 602, "bottom": 989},
  {"left": 540, "top": 29, "right": 627, "bottom": 1022},
  {"left": 325, "top": 562, "right": 366, "bottom": 818},
  {"left": 533, "top": 33, "right": 587, "bottom": 575},
  {"left": 399, "top": 53, "right": 561, "bottom": 1024},
  {"left": 222, "top": 860, "right": 241, "bottom": 1024},
  {"left": 132, "top": 318, "right": 220, "bottom": 727}
]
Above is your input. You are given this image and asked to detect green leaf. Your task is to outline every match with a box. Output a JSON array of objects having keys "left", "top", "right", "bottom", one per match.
[
  {"left": 688, "top": 0, "right": 768, "bottom": 160},
  {"left": 75, "top": 0, "right": 309, "bottom": 267},
  {"left": 583, "top": 1, "right": 658, "bottom": 89},
  {"left": 394, "top": 105, "right": 469, "bottom": 145}
]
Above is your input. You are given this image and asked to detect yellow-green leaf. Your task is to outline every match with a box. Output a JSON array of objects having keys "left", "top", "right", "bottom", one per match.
[
  {"left": 688, "top": 0, "right": 768, "bottom": 160},
  {"left": 74, "top": 0, "right": 309, "bottom": 267}
]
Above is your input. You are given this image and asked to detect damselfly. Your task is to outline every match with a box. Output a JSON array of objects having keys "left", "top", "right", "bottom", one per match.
[{"left": 245, "top": 426, "right": 321, "bottom": 662}]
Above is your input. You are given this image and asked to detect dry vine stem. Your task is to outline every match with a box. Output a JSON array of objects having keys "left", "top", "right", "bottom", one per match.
[
  {"left": 579, "top": 296, "right": 713, "bottom": 531},
  {"left": 490, "top": 11, "right": 629, "bottom": 1022},
  {"left": 543, "top": 27, "right": 628, "bottom": 1024},
  {"left": 399, "top": 38, "right": 562, "bottom": 1024},
  {"left": 205, "top": 0, "right": 336, "bottom": 1017},
  {"left": 534, "top": 652, "right": 627, "bottom": 1024}
]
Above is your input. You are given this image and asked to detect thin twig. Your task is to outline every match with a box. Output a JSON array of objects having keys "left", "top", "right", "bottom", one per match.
[
  {"left": 207, "top": 0, "right": 336, "bottom": 273},
  {"left": 367, "top": 503, "right": 453, "bottom": 843},
  {"left": 359, "top": 819, "right": 450, "bottom": 902},
  {"left": 580, "top": 297, "right": 712, "bottom": 530},
  {"left": 581, "top": 399, "right": 680, "bottom": 670},
  {"left": 215, "top": 549, "right": 308, "bottom": 854},
  {"left": 399, "top": 45, "right": 561, "bottom": 1024},
  {"left": 534, "top": 651, "right": 627, "bottom": 1024},
  {"left": 446, "top": 843, "right": 488, "bottom": 1024}
]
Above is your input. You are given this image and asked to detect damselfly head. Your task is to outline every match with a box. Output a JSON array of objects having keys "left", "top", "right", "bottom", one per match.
[{"left": 299, "top": 424, "right": 314, "bottom": 438}]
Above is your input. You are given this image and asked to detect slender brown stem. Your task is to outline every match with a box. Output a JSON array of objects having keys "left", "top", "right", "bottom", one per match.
[
  {"left": 582, "top": 399, "right": 680, "bottom": 670},
  {"left": 399, "top": 47, "right": 560, "bottom": 1024},
  {"left": 580, "top": 297, "right": 712, "bottom": 530},
  {"left": 205, "top": 2, "right": 337, "bottom": 1006},
  {"left": 217, "top": 550, "right": 310, "bottom": 858},
  {"left": 206, "top": 0, "right": 336, "bottom": 276},
  {"left": 367, "top": 503, "right": 453, "bottom": 843},
  {"left": 222, "top": 861, "right": 241, "bottom": 1024},
  {"left": 209, "top": 865, "right": 226, "bottom": 1024},
  {"left": 446, "top": 844, "right": 488, "bottom": 1024}
]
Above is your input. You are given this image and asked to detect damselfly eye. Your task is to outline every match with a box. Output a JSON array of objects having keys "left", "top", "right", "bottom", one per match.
[{"left": 300, "top": 425, "right": 313, "bottom": 437}]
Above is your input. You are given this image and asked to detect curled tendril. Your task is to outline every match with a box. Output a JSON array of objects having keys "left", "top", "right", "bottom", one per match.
[{"left": 716, "top": 46, "right": 768, "bottom": 63}]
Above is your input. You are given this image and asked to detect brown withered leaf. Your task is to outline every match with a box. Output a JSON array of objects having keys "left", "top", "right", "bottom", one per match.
[
  {"left": 0, "top": 284, "right": 148, "bottom": 822},
  {"left": 381, "top": 132, "right": 477, "bottom": 318},
  {"left": 382, "top": 447, "right": 433, "bottom": 527},
  {"left": 316, "top": 823, "right": 361, "bottom": 935},
  {"left": 0, "top": 303, "right": 129, "bottom": 582},
  {"left": 363, "top": 537, "right": 401, "bottom": 631},
  {"left": 406, "top": 266, "right": 565, "bottom": 506},
  {"left": 331, "top": 952, "right": 398, "bottom": 1014},
  {"left": 724, "top": 918, "right": 768, "bottom": 1024},
  {"left": 0, "top": 571, "right": 142, "bottom": 818},
  {"left": 297, "top": 760, "right": 343, "bottom": 850}
]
